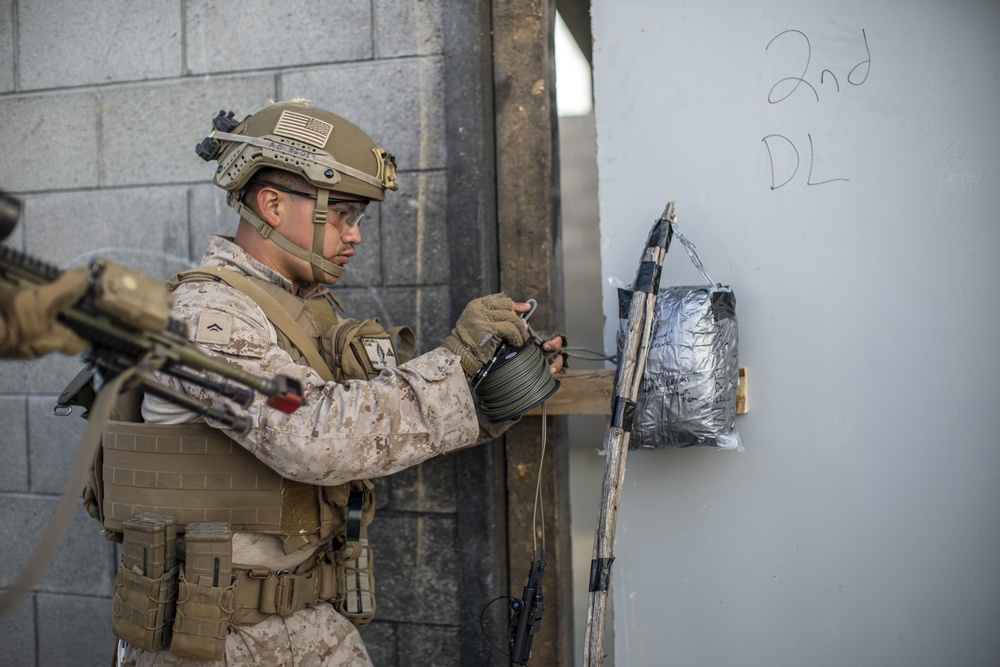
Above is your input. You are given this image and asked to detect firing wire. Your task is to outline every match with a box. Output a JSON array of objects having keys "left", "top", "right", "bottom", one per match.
[
  {"left": 477, "top": 401, "right": 550, "bottom": 661},
  {"left": 533, "top": 402, "right": 547, "bottom": 555},
  {"left": 480, "top": 594, "right": 516, "bottom": 657},
  {"left": 473, "top": 301, "right": 582, "bottom": 658},
  {"left": 472, "top": 340, "right": 558, "bottom": 423},
  {"left": 562, "top": 346, "right": 616, "bottom": 363}
]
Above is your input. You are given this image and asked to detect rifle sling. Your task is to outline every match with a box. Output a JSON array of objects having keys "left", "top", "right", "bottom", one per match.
[
  {"left": 0, "top": 367, "right": 136, "bottom": 618},
  {"left": 179, "top": 267, "right": 334, "bottom": 383}
]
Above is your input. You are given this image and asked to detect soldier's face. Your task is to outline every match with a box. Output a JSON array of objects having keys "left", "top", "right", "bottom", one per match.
[{"left": 281, "top": 189, "right": 365, "bottom": 285}]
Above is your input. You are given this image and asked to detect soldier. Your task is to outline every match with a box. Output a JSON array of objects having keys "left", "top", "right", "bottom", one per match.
[
  {"left": 105, "top": 100, "right": 565, "bottom": 666},
  {"left": 0, "top": 268, "right": 89, "bottom": 358}
]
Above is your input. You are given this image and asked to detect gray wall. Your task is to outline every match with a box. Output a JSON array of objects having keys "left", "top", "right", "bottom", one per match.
[
  {"left": 0, "top": 1, "right": 470, "bottom": 665},
  {"left": 591, "top": 0, "right": 1000, "bottom": 665}
]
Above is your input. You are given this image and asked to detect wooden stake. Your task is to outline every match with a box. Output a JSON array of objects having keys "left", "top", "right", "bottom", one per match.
[{"left": 583, "top": 202, "right": 675, "bottom": 666}]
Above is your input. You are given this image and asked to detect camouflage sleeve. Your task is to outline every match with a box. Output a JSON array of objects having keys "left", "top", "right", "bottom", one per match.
[{"left": 142, "top": 281, "right": 493, "bottom": 485}]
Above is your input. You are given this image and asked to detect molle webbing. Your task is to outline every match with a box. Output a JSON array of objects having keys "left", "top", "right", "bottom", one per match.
[{"left": 102, "top": 420, "right": 319, "bottom": 539}]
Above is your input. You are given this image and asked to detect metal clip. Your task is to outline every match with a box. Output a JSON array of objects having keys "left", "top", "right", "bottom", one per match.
[{"left": 520, "top": 298, "right": 544, "bottom": 344}]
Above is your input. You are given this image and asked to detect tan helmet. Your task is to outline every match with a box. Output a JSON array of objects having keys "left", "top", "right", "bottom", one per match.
[{"left": 195, "top": 100, "right": 398, "bottom": 283}]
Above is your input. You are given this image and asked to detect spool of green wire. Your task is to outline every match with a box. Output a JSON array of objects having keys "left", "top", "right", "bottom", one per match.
[{"left": 472, "top": 340, "right": 560, "bottom": 422}]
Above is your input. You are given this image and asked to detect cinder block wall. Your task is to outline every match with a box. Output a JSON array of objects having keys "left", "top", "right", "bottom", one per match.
[{"left": 0, "top": 1, "right": 466, "bottom": 665}]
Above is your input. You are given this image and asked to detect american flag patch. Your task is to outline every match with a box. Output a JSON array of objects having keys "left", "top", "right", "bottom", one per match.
[{"left": 273, "top": 110, "right": 333, "bottom": 148}]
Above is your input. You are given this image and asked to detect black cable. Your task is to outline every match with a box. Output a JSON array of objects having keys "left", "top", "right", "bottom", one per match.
[
  {"left": 479, "top": 594, "right": 516, "bottom": 659},
  {"left": 563, "top": 346, "right": 617, "bottom": 364}
]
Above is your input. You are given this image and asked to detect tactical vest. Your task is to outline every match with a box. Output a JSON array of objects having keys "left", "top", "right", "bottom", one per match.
[{"left": 95, "top": 266, "right": 414, "bottom": 655}]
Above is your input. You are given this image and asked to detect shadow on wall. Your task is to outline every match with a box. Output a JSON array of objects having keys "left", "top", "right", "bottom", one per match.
[{"left": 559, "top": 110, "right": 615, "bottom": 662}]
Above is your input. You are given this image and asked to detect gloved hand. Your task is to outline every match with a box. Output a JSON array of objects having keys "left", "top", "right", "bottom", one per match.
[
  {"left": 536, "top": 331, "right": 569, "bottom": 373},
  {"left": 0, "top": 267, "right": 89, "bottom": 359},
  {"left": 442, "top": 293, "right": 528, "bottom": 380}
]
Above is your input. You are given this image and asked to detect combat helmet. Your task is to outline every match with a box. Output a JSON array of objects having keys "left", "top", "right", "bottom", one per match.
[{"left": 196, "top": 100, "right": 397, "bottom": 283}]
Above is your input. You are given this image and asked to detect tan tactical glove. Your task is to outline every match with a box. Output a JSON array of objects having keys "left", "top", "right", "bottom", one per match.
[
  {"left": 0, "top": 268, "right": 89, "bottom": 359},
  {"left": 442, "top": 293, "right": 528, "bottom": 380}
]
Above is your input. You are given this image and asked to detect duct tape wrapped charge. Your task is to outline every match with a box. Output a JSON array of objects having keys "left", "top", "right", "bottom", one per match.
[{"left": 616, "top": 284, "right": 742, "bottom": 450}]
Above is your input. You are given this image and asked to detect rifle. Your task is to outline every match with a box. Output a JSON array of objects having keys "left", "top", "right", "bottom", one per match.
[
  {"left": 0, "top": 189, "right": 303, "bottom": 432},
  {"left": 0, "top": 189, "right": 305, "bottom": 621}
]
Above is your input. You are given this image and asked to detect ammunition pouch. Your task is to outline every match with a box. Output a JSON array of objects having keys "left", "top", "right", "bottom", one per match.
[
  {"left": 111, "top": 564, "right": 179, "bottom": 653},
  {"left": 321, "top": 317, "right": 415, "bottom": 382},
  {"left": 171, "top": 573, "right": 236, "bottom": 661},
  {"left": 334, "top": 538, "right": 376, "bottom": 628}
]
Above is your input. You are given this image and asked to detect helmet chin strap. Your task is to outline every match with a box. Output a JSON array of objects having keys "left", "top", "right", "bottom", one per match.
[
  {"left": 229, "top": 190, "right": 345, "bottom": 282},
  {"left": 311, "top": 187, "right": 330, "bottom": 284}
]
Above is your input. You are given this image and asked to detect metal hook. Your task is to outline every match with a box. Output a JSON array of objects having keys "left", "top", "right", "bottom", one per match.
[
  {"left": 520, "top": 298, "right": 538, "bottom": 324},
  {"left": 520, "top": 298, "right": 545, "bottom": 345}
]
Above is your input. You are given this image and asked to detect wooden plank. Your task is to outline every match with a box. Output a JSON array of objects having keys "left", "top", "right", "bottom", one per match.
[
  {"left": 526, "top": 367, "right": 749, "bottom": 416},
  {"left": 524, "top": 370, "right": 615, "bottom": 415},
  {"left": 492, "top": 0, "right": 574, "bottom": 664}
]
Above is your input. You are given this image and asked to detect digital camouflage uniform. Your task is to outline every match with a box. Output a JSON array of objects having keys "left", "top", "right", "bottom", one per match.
[{"left": 124, "top": 235, "right": 511, "bottom": 666}]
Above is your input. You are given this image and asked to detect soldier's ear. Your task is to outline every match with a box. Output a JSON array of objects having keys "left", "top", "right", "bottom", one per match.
[{"left": 254, "top": 185, "right": 283, "bottom": 229}]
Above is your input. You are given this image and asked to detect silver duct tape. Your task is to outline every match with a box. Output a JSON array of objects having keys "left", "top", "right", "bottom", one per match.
[{"left": 617, "top": 285, "right": 741, "bottom": 450}]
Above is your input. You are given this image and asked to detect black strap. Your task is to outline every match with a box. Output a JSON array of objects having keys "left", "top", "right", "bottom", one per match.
[
  {"left": 346, "top": 488, "right": 364, "bottom": 544},
  {"left": 589, "top": 557, "right": 615, "bottom": 592}
]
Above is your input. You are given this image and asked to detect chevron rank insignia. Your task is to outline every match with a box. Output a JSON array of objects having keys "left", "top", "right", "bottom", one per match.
[{"left": 195, "top": 312, "right": 234, "bottom": 345}]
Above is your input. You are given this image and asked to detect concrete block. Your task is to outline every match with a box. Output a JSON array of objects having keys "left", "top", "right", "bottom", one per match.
[
  {"left": 372, "top": 476, "right": 391, "bottom": 512},
  {"left": 374, "top": 0, "right": 444, "bottom": 58},
  {"left": 40, "top": 503, "right": 116, "bottom": 597},
  {"left": 37, "top": 593, "right": 114, "bottom": 667},
  {"left": 0, "top": 591, "right": 36, "bottom": 665},
  {"left": 23, "top": 187, "right": 190, "bottom": 280},
  {"left": 0, "top": 354, "right": 86, "bottom": 395},
  {"left": 280, "top": 57, "right": 446, "bottom": 172},
  {"left": 334, "top": 287, "right": 398, "bottom": 325},
  {"left": 185, "top": 0, "right": 372, "bottom": 74},
  {"left": 0, "top": 397, "right": 28, "bottom": 492},
  {"left": 0, "top": 93, "right": 100, "bottom": 192},
  {"left": 189, "top": 184, "right": 241, "bottom": 263},
  {"left": 0, "top": 496, "right": 113, "bottom": 596},
  {"left": 381, "top": 457, "right": 456, "bottom": 514},
  {"left": 358, "top": 620, "right": 397, "bottom": 666},
  {"left": 367, "top": 513, "right": 458, "bottom": 624},
  {"left": 381, "top": 170, "right": 449, "bottom": 286},
  {"left": 335, "top": 285, "right": 450, "bottom": 354},
  {"left": 99, "top": 77, "right": 276, "bottom": 187},
  {"left": 28, "top": 396, "right": 87, "bottom": 494},
  {"left": 0, "top": 1, "right": 13, "bottom": 93},
  {"left": 411, "top": 286, "right": 452, "bottom": 355},
  {"left": 398, "top": 623, "right": 460, "bottom": 667},
  {"left": 18, "top": 0, "right": 182, "bottom": 90},
  {"left": 0, "top": 494, "right": 53, "bottom": 589}
]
